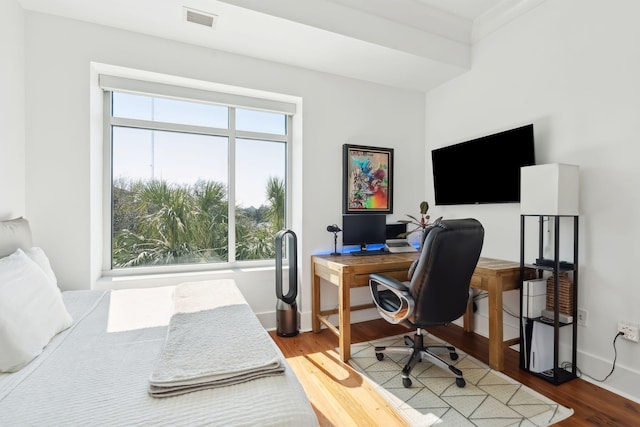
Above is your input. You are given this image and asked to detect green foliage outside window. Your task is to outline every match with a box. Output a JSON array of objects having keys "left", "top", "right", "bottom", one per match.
[{"left": 112, "top": 177, "right": 285, "bottom": 268}]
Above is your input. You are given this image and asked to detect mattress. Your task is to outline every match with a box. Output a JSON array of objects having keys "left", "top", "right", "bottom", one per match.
[{"left": 0, "top": 286, "right": 317, "bottom": 426}]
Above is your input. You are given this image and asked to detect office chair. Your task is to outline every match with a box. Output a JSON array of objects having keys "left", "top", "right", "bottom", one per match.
[{"left": 369, "top": 218, "right": 484, "bottom": 388}]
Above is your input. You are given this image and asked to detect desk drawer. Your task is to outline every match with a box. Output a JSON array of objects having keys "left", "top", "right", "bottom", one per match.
[{"left": 353, "top": 269, "right": 409, "bottom": 287}]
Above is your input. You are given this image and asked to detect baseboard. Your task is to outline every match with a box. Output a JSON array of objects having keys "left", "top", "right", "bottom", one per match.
[
  {"left": 451, "top": 312, "right": 520, "bottom": 342},
  {"left": 256, "top": 309, "right": 314, "bottom": 334},
  {"left": 576, "top": 348, "right": 640, "bottom": 404}
]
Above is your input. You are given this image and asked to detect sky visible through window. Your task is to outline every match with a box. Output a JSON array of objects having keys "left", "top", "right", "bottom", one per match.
[{"left": 112, "top": 93, "right": 286, "bottom": 209}]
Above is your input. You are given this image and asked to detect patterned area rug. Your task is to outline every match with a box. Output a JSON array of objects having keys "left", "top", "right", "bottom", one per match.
[{"left": 349, "top": 334, "right": 573, "bottom": 427}]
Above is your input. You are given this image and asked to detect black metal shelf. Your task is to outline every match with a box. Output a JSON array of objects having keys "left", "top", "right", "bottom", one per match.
[
  {"left": 533, "top": 316, "right": 573, "bottom": 328},
  {"left": 519, "top": 215, "right": 579, "bottom": 385},
  {"left": 527, "top": 263, "right": 576, "bottom": 273},
  {"left": 532, "top": 367, "right": 578, "bottom": 385}
]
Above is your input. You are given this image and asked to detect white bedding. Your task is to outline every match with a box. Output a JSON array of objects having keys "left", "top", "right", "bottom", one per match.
[{"left": 0, "top": 286, "right": 318, "bottom": 426}]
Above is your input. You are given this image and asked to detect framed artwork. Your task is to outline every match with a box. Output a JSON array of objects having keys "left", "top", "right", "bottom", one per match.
[{"left": 343, "top": 144, "right": 393, "bottom": 214}]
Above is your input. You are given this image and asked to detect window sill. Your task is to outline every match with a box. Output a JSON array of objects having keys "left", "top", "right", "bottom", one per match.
[{"left": 95, "top": 263, "right": 280, "bottom": 291}]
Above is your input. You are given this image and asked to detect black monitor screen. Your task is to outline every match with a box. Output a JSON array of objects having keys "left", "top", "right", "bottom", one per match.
[
  {"left": 385, "top": 223, "right": 407, "bottom": 240},
  {"left": 342, "top": 214, "right": 386, "bottom": 249}
]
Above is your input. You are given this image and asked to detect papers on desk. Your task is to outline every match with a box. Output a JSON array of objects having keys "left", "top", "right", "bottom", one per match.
[{"left": 384, "top": 239, "right": 417, "bottom": 253}]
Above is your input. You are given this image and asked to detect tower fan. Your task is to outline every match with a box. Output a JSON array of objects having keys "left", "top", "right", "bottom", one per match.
[{"left": 275, "top": 229, "right": 299, "bottom": 337}]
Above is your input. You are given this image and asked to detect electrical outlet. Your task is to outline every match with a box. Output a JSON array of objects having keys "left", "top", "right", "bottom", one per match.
[
  {"left": 577, "top": 308, "right": 588, "bottom": 326},
  {"left": 618, "top": 321, "right": 640, "bottom": 343}
]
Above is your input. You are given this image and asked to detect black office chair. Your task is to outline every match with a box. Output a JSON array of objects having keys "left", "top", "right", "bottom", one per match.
[{"left": 369, "top": 218, "right": 484, "bottom": 388}]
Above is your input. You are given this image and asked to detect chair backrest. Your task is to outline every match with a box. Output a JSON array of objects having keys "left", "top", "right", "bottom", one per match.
[{"left": 408, "top": 218, "right": 484, "bottom": 326}]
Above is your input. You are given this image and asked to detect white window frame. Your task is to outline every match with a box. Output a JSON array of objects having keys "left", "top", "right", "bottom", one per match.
[{"left": 100, "top": 76, "right": 295, "bottom": 276}]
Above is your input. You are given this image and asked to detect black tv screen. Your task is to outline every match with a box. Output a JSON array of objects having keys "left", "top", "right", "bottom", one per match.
[{"left": 431, "top": 124, "right": 535, "bottom": 205}]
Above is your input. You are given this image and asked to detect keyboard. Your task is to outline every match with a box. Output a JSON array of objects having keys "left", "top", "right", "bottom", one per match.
[{"left": 350, "top": 249, "right": 390, "bottom": 256}]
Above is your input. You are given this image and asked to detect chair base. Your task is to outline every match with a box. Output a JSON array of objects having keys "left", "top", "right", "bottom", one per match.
[{"left": 374, "top": 329, "right": 466, "bottom": 388}]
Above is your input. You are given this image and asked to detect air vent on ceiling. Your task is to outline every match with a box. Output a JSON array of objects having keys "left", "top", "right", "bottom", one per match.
[{"left": 183, "top": 7, "right": 218, "bottom": 29}]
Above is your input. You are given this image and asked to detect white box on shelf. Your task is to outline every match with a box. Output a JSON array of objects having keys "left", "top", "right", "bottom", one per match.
[
  {"left": 522, "top": 278, "right": 547, "bottom": 318},
  {"left": 520, "top": 163, "right": 579, "bottom": 215},
  {"left": 530, "top": 321, "right": 554, "bottom": 373},
  {"left": 540, "top": 309, "right": 573, "bottom": 324}
]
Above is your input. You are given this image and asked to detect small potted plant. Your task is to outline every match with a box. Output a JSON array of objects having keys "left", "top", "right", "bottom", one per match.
[{"left": 397, "top": 201, "right": 442, "bottom": 240}]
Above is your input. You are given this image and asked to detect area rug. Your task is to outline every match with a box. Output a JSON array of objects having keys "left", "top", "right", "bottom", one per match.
[{"left": 348, "top": 334, "right": 573, "bottom": 427}]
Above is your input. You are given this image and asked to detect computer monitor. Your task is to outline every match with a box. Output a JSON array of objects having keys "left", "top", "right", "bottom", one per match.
[{"left": 342, "top": 214, "right": 386, "bottom": 252}]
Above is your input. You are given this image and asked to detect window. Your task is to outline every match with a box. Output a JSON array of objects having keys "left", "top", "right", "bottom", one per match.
[{"left": 102, "top": 79, "right": 293, "bottom": 272}]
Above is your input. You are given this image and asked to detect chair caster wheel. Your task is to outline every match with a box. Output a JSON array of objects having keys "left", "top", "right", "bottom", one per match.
[
  {"left": 376, "top": 353, "right": 384, "bottom": 361},
  {"left": 402, "top": 377, "right": 412, "bottom": 388},
  {"left": 456, "top": 377, "right": 466, "bottom": 388},
  {"left": 450, "top": 352, "right": 459, "bottom": 360}
]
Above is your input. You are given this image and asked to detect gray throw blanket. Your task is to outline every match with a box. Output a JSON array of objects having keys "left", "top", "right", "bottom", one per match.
[{"left": 149, "top": 281, "right": 284, "bottom": 397}]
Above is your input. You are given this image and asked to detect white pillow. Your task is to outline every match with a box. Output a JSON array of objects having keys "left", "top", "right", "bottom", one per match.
[
  {"left": 0, "top": 249, "right": 73, "bottom": 372},
  {"left": 24, "top": 246, "right": 58, "bottom": 287},
  {"left": 0, "top": 217, "right": 33, "bottom": 258}
]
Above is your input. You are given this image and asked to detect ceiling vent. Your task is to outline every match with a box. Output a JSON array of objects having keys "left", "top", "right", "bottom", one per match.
[{"left": 183, "top": 7, "right": 218, "bottom": 29}]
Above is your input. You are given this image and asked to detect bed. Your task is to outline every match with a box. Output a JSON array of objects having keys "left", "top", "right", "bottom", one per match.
[{"left": 0, "top": 218, "right": 318, "bottom": 426}]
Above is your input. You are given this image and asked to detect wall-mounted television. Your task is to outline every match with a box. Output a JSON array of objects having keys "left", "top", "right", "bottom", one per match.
[{"left": 431, "top": 124, "right": 535, "bottom": 205}]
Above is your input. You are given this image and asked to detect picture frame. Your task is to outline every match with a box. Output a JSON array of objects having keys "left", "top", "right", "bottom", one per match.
[{"left": 343, "top": 144, "right": 393, "bottom": 214}]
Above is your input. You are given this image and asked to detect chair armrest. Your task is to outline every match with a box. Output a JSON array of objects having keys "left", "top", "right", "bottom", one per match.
[
  {"left": 370, "top": 273, "right": 409, "bottom": 292},
  {"left": 369, "top": 273, "right": 414, "bottom": 324},
  {"left": 407, "top": 259, "right": 419, "bottom": 281}
]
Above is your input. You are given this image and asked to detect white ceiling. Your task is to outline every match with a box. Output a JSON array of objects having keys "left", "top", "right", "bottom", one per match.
[{"left": 17, "top": 0, "right": 544, "bottom": 92}]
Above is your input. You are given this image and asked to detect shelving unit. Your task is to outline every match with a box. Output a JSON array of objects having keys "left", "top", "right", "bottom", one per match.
[{"left": 519, "top": 214, "right": 578, "bottom": 385}]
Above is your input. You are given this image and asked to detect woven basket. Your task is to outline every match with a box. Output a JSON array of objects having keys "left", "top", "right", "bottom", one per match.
[{"left": 546, "top": 272, "right": 573, "bottom": 315}]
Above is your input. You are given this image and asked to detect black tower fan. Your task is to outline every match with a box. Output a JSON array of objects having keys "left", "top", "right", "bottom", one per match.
[{"left": 275, "top": 229, "right": 299, "bottom": 337}]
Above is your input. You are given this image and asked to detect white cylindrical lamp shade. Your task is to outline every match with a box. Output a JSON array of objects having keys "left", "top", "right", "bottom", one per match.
[{"left": 520, "top": 163, "right": 579, "bottom": 215}]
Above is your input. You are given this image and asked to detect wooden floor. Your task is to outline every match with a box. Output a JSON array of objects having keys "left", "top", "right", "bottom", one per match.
[{"left": 270, "top": 320, "right": 640, "bottom": 426}]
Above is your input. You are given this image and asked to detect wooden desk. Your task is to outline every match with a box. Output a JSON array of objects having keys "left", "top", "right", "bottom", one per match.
[
  {"left": 462, "top": 257, "right": 536, "bottom": 370},
  {"left": 311, "top": 253, "right": 535, "bottom": 370}
]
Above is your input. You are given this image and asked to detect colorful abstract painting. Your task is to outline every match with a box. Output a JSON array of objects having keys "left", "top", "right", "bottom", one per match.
[{"left": 343, "top": 144, "right": 393, "bottom": 213}]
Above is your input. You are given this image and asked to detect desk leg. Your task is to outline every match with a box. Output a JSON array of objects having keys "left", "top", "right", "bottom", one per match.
[
  {"left": 338, "top": 275, "right": 351, "bottom": 362},
  {"left": 463, "top": 295, "right": 474, "bottom": 333},
  {"left": 487, "top": 278, "right": 505, "bottom": 371},
  {"left": 311, "top": 263, "right": 321, "bottom": 333}
]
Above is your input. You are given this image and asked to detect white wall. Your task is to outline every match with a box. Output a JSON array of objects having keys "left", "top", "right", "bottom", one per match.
[
  {"left": 0, "top": 0, "right": 25, "bottom": 220},
  {"left": 22, "top": 12, "right": 425, "bottom": 330},
  {"left": 425, "top": 0, "right": 640, "bottom": 402}
]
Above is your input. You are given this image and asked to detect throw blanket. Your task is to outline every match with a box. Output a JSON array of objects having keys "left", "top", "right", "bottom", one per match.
[{"left": 149, "top": 281, "right": 284, "bottom": 397}]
